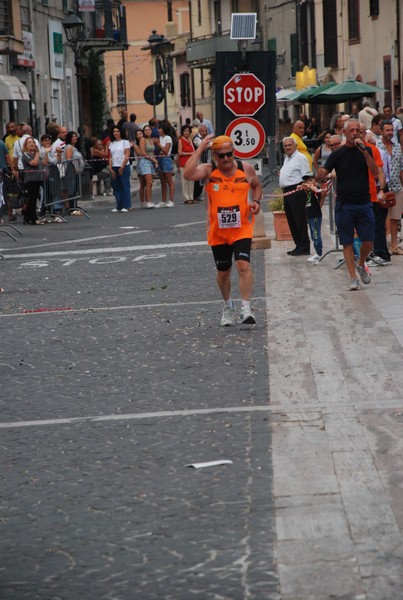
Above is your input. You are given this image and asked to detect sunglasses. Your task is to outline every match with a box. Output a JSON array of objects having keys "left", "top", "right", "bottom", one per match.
[{"left": 215, "top": 151, "right": 233, "bottom": 158}]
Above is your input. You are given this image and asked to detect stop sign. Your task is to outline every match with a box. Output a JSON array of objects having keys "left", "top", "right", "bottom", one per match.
[{"left": 224, "top": 73, "right": 266, "bottom": 116}]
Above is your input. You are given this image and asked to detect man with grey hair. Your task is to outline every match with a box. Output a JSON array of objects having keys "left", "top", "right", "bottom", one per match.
[
  {"left": 358, "top": 99, "right": 378, "bottom": 130},
  {"left": 317, "top": 119, "right": 378, "bottom": 290},
  {"left": 279, "top": 137, "right": 311, "bottom": 255}
]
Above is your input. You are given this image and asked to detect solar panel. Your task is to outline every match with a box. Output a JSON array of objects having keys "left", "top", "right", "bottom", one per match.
[{"left": 230, "top": 13, "right": 257, "bottom": 40}]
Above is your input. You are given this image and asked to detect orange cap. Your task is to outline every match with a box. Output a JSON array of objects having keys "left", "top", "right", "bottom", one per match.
[{"left": 211, "top": 135, "right": 233, "bottom": 149}]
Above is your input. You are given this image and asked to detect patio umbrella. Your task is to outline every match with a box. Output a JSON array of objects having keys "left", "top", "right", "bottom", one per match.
[
  {"left": 286, "top": 82, "right": 337, "bottom": 103},
  {"left": 311, "top": 79, "right": 386, "bottom": 104},
  {"left": 276, "top": 88, "right": 296, "bottom": 102}
]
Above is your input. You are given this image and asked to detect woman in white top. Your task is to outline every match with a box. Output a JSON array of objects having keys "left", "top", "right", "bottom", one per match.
[
  {"left": 154, "top": 121, "right": 175, "bottom": 207},
  {"left": 108, "top": 125, "right": 131, "bottom": 212}
]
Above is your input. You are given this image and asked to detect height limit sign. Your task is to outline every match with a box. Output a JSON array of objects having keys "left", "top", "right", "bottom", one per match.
[{"left": 225, "top": 117, "right": 266, "bottom": 160}]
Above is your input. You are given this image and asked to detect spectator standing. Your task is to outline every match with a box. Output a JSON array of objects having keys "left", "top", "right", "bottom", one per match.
[
  {"left": 91, "top": 137, "right": 112, "bottom": 196},
  {"left": 101, "top": 119, "right": 115, "bottom": 142},
  {"left": 0, "top": 137, "right": 17, "bottom": 222},
  {"left": 117, "top": 109, "right": 128, "bottom": 129},
  {"left": 313, "top": 131, "right": 332, "bottom": 172},
  {"left": 155, "top": 121, "right": 175, "bottom": 208},
  {"left": 196, "top": 111, "right": 214, "bottom": 135},
  {"left": 369, "top": 114, "right": 383, "bottom": 144},
  {"left": 377, "top": 120, "right": 403, "bottom": 255},
  {"left": 177, "top": 124, "right": 195, "bottom": 204},
  {"left": 192, "top": 123, "right": 210, "bottom": 201},
  {"left": 138, "top": 124, "right": 158, "bottom": 209},
  {"left": 3, "top": 122, "right": 19, "bottom": 156},
  {"left": 382, "top": 105, "right": 403, "bottom": 148},
  {"left": 279, "top": 137, "right": 311, "bottom": 256},
  {"left": 21, "top": 136, "right": 50, "bottom": 224},
  {"left": 317, "top": 119, "right": 378, "bottom": 290},
  {"left": 290, "top": 120, "right": 313, "bottom": 169},
  {"left": 299, "top": 172, "right": 324, "bottom": 262},
  {"left": 358, "top": 99, "right": 378, "bottom": 130},
  {"left": 123, "top": 113, "right": 140, "bottom": 162},
  {"left": 108, "top": 124, "right": 131, "bottom": 213}
]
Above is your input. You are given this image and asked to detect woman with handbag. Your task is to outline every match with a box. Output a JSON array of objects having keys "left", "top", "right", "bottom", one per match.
[
  {"left": 21, "top": 136, "right": 50, "bottom": 224},
  {"left": 177, "top": 124, "right": 195, "bottom": 204}
]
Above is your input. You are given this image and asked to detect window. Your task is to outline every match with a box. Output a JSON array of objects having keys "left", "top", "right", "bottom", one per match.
[
  {"left": 369, "top": 0, "right": 379, "bottom": 17},
  {"left": 323, "top": 0, "right": 338, "bottom": 67},
  {"left": 0, "top": 0, "right": 10, "bottom": 35},
  {"left": 180, "top": 72, "right": 191, "bottom": 107},
  {"left": 290, "top": 33, "right": 298, "bottom": 77},
  {"left": 197, "top": 0, "right": 201, "bottom": 26},
  {"left": 167, "top": 1, "right": 172, "bottom": 22},
  {"left": 214, "top": 0, "right": 221, "bottom": 34},
  {"left": 348, "top": 0, "right": 360, "bottom": 42}
]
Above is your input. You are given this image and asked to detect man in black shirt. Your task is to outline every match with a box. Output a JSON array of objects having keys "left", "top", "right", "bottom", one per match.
[{"left": 317, "top": 119, "right": 378, "bottom": 290}]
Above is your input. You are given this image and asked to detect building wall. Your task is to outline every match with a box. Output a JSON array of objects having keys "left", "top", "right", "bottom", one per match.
[{"left": 104, "top": 0, "right": 190, "bottom": 127}]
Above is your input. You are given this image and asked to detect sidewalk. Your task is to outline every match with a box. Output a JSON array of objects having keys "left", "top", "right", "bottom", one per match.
[{"left": 264, "top": 206, "right": 403, "bottom": 598}]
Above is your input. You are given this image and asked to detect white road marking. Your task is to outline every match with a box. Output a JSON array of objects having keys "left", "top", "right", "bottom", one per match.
[
  {"left": 0, "top": 296, "right": 267, "bottom": 318},
  {"left": 0, "top": 229, "right": 150, "bottom": 253},
  {"left": 2, "top": 240, "right": 207, "bottom": 259},
  {"left": 0, "top": 405, "right": 270, "bottom": 429}
]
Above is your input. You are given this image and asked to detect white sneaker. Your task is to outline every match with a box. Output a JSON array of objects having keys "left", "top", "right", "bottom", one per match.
[
  {"left": 307, "top": 253, "right": 320, "bottom": 263},
  {"left": 111, "top": 208, "right": 119, "bottom": 213},
  {"left": 166, "top": 200, "right": 175, "bottom": 208},
  {"left": 221, "top": 303, "right": 236, "bottom": 327},
  {"left": 238, "top": 306, "right": 256, "bottom": 324},
  {"left": 121, "top": 208, "right": 129, "bottom": 213},
  {"left": 146, "top": 202, "right": 155, "bottom": 209},
  {"left": 155, "top": 202, "right": 167, "bottom": 208}
]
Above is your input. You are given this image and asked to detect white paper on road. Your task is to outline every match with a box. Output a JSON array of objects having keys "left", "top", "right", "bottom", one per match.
[{"left": 186, "top": 460, "right": 233, "bottom": 469}]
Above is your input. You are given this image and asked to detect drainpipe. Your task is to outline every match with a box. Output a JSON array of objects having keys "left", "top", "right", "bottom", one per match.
[{"left": 28, "top": 0, "right": 38, "bottom": 136}]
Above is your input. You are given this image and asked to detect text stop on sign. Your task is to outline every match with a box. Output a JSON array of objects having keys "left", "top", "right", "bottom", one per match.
[
  {"left": 224, "top": 73, "right": 266, "bottom": 116},
  {"left": 225, "top": 86, "right": 264, "bottom": 105}
]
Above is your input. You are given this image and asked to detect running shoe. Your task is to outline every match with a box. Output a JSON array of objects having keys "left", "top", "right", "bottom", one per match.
[
  {"left": 307, "top": 253, "right": 321, "bottom": 263},
  {"left": 348, "top": 278, "right": 360, "bottom": 291},
  {"left": 166, "top": 201, "right": 175, "bottom": 208},
  {"left": 111, "top": 208, "right": 119, "bottom": 212},
  {"left": 356, "top": 264, "right": 371, "bottom": 284},
  {"left": 221, "top": 304, "right": 236, "bottom": 327},
  {"left": 146, "top": 202, "right": 155, "bottom": 209},
  {"left": 238, "top": 306, "right": 256, "bottom": 324},
  {"left": 155, "top": 202, "right": 167, "bottom": 208},
  {"left": 121, "top": 208, "right": 129, "bottom": 213}
]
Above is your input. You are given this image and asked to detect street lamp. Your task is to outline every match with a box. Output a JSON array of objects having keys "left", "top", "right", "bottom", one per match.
[
  {"left": 143, "top": 30, "right": 172, "bottom": 120},
  {"left": 62, "top": 12, "right": 85, "bottom": 156}
]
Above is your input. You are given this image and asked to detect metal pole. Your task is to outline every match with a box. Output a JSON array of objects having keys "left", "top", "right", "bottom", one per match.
[
  {"left": 75, "top": 46, "right": 85, "bottom": 157},
  {"left": 162, "top": 56, "right": 168, "bottom": 120}
]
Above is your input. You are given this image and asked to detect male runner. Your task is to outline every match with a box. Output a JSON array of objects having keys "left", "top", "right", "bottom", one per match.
[{"left": 183, "top": 134, "right": 262, "bottom": 326}]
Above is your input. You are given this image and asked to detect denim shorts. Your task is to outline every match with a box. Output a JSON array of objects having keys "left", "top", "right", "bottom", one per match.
[
  {"left": 138, "top": 157, "right": 155, "bottom": 176},
  {"left": 335, "top": 201, "right": 375, "bottom": 245},
  {"left": 158, "top": 156, "right": 173, "bottom": 173}
]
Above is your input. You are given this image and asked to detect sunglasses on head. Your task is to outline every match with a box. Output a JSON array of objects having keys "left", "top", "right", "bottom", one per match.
[{"left": 215, "top": 151, "right": 233, "bottom": 158}]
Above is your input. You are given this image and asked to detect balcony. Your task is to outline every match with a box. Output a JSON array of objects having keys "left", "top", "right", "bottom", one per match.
[
  {"left": 79, "top": 0, "right": 128, "bottom": 52},
  {"left": 186, "top": 32, "right": 238, "bottom": 68}
]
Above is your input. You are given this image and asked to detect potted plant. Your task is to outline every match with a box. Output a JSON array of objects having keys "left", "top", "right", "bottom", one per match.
[{"left": 268, "top": 188, "right": 293, "bottom": 241}]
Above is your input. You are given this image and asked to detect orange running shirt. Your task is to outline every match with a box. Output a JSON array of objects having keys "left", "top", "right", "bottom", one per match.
[{"left": 204, "top": 164, "right": 253, "bottom": 246}]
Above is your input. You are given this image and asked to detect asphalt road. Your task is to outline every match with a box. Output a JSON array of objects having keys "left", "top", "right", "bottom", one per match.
[{"left": 0, "top": 192, "right": 279, "bottom": 600}]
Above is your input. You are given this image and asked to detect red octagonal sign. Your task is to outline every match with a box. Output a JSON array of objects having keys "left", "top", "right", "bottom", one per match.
[{"left": 224, "top": 73, "right": 266, "bottom": 116}]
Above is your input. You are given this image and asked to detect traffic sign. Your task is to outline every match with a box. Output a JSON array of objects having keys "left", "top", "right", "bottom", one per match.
[
  {"left": 223, "top": 73, "right": 265, "bottom": 116},
  {"left": 225, "top": 117, "right": 266, "bottom": 159}
]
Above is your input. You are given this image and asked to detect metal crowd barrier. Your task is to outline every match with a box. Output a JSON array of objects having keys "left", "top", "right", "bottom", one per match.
[{"left": 43, "top": 158, "right": 89, "bottom": 219}]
